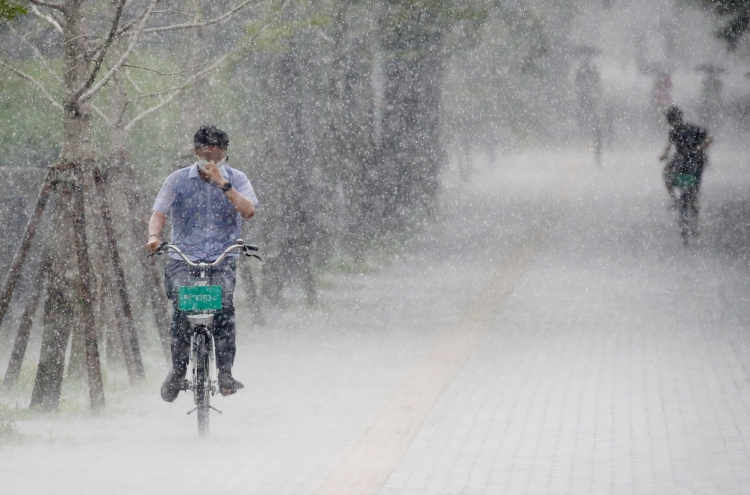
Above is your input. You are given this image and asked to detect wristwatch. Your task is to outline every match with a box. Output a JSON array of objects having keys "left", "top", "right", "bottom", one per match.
[{"left": 221, "top": 182, "right": 233, "bottom": 192}]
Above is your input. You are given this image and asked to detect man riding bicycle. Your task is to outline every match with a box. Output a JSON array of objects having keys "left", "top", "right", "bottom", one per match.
[
  {"left": 146, "top": 125, "right": 258, "bottom": 402},
  {"left": 659, "top": 105, "right": 712, "bottom": 208}
]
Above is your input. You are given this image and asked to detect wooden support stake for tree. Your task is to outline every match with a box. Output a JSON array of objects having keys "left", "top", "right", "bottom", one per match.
[
  {"left": 120, "top": 162, "right": 171, "bottom": 360},
  {"left": 3, "top": 255, "right": 49, "bottom": 388},
  {"left": 30, "top": 284, "right": 73, "bottom": 411},
  {"left": 72, "top": 168, "right": 105, "bottom": 411},
  {"left": 145, "top": 254, "right": 172, "bottom": 358},
  {"left": 92, "top": 166, "right": 145, "bottom": 383},
  {"left": 0, "top": 169, "right": 52, "bottom": 329}
]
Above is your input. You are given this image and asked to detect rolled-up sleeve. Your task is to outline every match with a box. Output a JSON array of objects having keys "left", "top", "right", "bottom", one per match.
[
  {"left": 233, "top": 171, "right": 259, "bottom": 207},
  {"left": 152, "top": 174, "right": 177, "bottom": 215}
]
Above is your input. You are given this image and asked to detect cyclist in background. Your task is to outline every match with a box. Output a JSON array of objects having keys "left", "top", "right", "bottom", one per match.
[
  {"left": 146, "top": 125, "right": 258, "bottom": 402},
  {"left": 659, "top": 106, "right": 712, "bottom": 207}
]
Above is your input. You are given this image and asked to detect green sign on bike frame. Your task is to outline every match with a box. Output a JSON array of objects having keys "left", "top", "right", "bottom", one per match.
[{"left": 178, "top": 285, "right": 223, "bottom": 311}]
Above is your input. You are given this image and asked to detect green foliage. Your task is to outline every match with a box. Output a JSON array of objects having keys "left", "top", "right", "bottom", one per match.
[
  {"left": 0, "top": 0, "right": 27, "bottom": 21},
  {"left": 0, "top": 62, "right": 62, "bottom": 167},
  {"left": 0, "top": 401, "right": 25, "bottom": 443},
  {"left": 0, "top": 419, "right": 21, "bottom": 442},
  {"left": 441, "top": 1, "right": 561, "bottom": 145},
  {"left": 379, "top": 0, "right": 489, "bottom": 54},
  {"left": 248, "top": 14, "right": 333, "bottom": 51}
]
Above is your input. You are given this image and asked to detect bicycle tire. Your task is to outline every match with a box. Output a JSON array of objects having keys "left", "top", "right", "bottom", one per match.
[
  {"left": 679, "top": 192, "right": 689, "bottom": 244},
  {"left": 678, "top": 188, "right": 699, "bottom": 245},
  {"left": 194, "top": 330, "right": 210, "bottom": 436}
]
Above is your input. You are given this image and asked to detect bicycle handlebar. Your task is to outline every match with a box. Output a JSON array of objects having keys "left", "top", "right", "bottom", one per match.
[{"left": 152, "top": 239, "right": 261, "bottom": 266}]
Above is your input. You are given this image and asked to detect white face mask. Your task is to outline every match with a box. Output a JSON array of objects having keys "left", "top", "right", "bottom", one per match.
[{"left": 197, "top": 157, "right": 226, "bottom": 172}]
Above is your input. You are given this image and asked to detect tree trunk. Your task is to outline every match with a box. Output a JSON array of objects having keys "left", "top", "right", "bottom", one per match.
[
  {"left": 71, "top": 168, "right": 105, "bottom": 409},
  {"left": 255, "top": 26, "right": 323, "bottom": 307},
  {"left": 30, "top": 178, "right": 77, "bottom": 410},
  {"left": 378, "top": 10, "right": 446, "bottom": 228},
  {"left": 30, "top": 0, "right": 105, "bottom": 411},
  {"left": 0, "top": 172, "right": 53, "bottom": 330},
  {"left": 326, "top": 8, "right": 378, "bottom": 256},
  {"left": 119, "top": 161, "right": 172, "bottom": 360},
  {"left": 4, "top": 255, "right": 49, "bottom": 387},
  {"left": 93, "top": 166, "right": 144, "bottom": 383}
]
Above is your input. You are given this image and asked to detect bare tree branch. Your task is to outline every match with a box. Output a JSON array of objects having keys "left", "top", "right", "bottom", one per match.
[
  {"left": 314, "top": 26, "right": 334, "bottom": 44},
  {"left": 30, "top": 5, "right": 64, "bottom": 34},
  {"left": 124, "top": 53, "right": 231, "bottom": 130},
  {"left": 7, "top": 23, "right": 62, "bottom": 84},
  {"left": 28, "top": 0, "right": 65, "bottom": 11},
  {"left": 117, "top": 5, "right": 151, "bottom": 36},
  {"left": 123, "top": 0, "right": 290, "bottom": 132},
  {"left": 153, "top": 9, "right": 201, "bottom": 20},
  {"left": 141, "top": 0, "right": 256, "bottom": 34},
  {"left": 0, "top": 59, "right": 63, "bottom": 111},
  {"left": 69, "top": 0, "right": 131, "bottom": 105},
  {"left": 123, "top": 62, "right": 209, "bottom": 77},
  {"left": 125, "top": 68, "right": 144, "bottom": 94},
  {"left": 90, "top": 103, "right": 116, "bottom": 126},
  {"left": 78, "top": 0, "right": 161, "bottom": 105},
  {"left": 124, "top": 94, "right": 177, "bottom": 132},
  {"left": 64, "top": 34, "right": 105, "bottom": 45}
]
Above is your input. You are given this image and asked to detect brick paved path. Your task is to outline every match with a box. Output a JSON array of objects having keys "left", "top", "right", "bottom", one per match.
[
  {"left": 376, "top": 150, "right": 750, "bottom": 495},
  {"left": 2, "top": 149, "right": 750, "bottom": 494}
]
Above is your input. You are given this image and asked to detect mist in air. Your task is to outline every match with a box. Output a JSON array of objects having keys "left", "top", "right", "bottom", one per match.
[{"left": 1, "top": 0, "right": 750, "bottom": 493}]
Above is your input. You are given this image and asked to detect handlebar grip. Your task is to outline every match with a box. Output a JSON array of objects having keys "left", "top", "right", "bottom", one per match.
[{"left": 147, "top": 241, "right": 169, "bottom": 257}]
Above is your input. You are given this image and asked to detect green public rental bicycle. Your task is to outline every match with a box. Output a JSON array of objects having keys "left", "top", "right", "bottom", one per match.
[{"left": 153, "top": 240, "right": 260, "bottom": 436}]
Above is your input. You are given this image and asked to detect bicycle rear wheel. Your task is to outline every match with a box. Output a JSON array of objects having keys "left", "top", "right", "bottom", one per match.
[
  {"left": 194, "top": 331, "right": 211, "bottom": 436},
  {"left": 678, "top": 189, "right": 699, "bottom": 245}
]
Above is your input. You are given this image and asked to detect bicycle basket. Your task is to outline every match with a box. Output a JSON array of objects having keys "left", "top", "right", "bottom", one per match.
[{"left": 178, "top": 285, "right": 223, "bottom": 311}]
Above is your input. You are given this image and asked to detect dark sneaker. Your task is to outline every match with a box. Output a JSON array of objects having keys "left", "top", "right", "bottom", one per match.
[
  {"left": 218, "top": 371, "right": 244, "bottom": 396},
  {"left": 161, "top": 369, "right": 188, "bottom": 402}
]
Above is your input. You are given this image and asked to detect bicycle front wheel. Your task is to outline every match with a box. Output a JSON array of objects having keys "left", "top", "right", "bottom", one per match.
[{"left": 194, "top": 331, "right": 211, "bottom": 436}]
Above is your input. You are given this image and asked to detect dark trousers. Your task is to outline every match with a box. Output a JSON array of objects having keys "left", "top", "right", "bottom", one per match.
[
  {"left": 169, "top": 304, "right": 236, "bottom": 372},
  {"left": 164, "top": 258, "right": 237, "bottom": 373}
]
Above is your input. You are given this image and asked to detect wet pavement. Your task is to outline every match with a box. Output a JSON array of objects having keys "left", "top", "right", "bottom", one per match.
[{"left": 2, "top": 147, "right": 750, "bottom": 494}]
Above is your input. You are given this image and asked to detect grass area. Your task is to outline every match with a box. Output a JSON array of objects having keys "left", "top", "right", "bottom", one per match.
[
  {"left": 0, "top": 400, "right": 26, "bottom": 443},
  {"left": 0, "top": 419, "right": 21, "bottom": 443}
]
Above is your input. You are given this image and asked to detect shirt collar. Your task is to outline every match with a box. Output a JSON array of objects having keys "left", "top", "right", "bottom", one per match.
[{"left": 188, "top": 162, "right": 230, "bottom": 180}]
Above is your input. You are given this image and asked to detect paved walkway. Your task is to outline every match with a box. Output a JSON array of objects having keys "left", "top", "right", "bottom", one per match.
[
  {"left": 380, "top": 150, "right": 750, "bottom": 495},
  {"left": 2, "top": 148, "right": 750, "bottom": 495}
]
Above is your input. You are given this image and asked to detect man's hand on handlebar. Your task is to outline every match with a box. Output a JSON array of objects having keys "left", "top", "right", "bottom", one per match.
[{"left": 146, "top": 236, "right": 162, "bottom": 253}]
